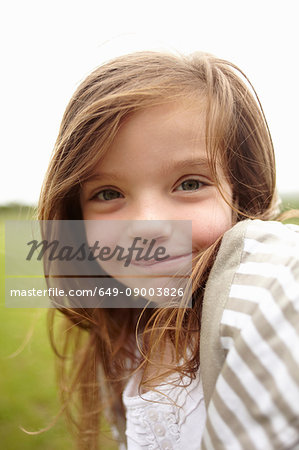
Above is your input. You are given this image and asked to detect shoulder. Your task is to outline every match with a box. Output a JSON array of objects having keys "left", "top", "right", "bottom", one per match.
[
  {"left": 220, "top": 218, "right": 299, "bottom": 259},
  {"left": 233, "top": 218, "right": 299, "bottom": 250},
  {"left": 216, "top": 218, "right": 299, "bottom": 346},
  {"left": 220, "top": 218, "right": 299, "bottom": 293},
  {"left": 219, "top": 220, "right": 299, "bottom": 317},
  {"left": 206, "top": 219, "right": 299, "bottom": 301},
  {"left": 200, "top": 220, "right": 299, "bottom": 448},
  {"left": 201, "top": 219, "right": 299, "bottom": 363},
  {"left": 200, "top": 219, "right": 299, "bottom": 401}
]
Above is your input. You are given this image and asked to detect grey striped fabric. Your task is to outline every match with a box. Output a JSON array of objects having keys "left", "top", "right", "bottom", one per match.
[{"left": 200, "top": 219, "right": 299, "bottom": 449}]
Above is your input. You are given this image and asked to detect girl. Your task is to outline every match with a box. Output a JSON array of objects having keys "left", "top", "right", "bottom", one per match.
[{"left": 38, "top": 51, "right": 299, "bottom": 449}]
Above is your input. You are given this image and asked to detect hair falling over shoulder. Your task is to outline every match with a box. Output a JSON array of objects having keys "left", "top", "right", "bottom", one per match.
[{"left": 38, "top": 50, "right": 293, "bottom": 449}]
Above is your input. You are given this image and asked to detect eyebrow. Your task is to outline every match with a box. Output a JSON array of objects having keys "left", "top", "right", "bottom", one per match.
[
  {"left": 165, "top": 158, "right": 210, "bottom": 171},
  {"left": 86, "top": 158, "right": 210, "bottom": 183}
]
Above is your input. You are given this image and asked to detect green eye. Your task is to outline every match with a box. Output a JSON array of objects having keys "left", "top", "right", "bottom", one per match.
[
  {"left": 177, "top": 179, "right": 203, "bottom": 191},
  {"left": 97, "top": 189, "right": 123, "bottom": 201}
]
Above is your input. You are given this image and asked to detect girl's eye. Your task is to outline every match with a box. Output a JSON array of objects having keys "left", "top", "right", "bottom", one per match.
[
  {"left": 176, "top": 179, "right": 204, "bottom": 191},
  {"left": 95, "top": 189, "right": 123, "bottom": 201}
]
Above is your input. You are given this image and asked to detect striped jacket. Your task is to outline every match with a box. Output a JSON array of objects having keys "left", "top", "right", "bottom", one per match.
[{"left": 200, "top": 219, "right": 299, "bottom": 449}]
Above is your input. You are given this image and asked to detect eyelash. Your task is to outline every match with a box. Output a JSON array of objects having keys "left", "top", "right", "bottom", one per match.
[{"left": 93, "top": 177, "right": 206, "bottom": 202}]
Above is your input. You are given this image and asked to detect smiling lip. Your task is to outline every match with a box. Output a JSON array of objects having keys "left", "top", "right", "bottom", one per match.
[{"left": 130, "top": 253, "right": 192, "bottom": 267}]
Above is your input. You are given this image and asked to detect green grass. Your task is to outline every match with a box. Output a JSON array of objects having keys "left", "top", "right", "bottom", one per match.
[
  {"left": 0, "top": 205, "right": 117, "bottom": 450},
  {"left": 280, "top": 192, "right": 299, "bottom": 211},
  {"left": 1, "top": 198, "right": 299, "bottom": 449},
  {"left": 0, "top": 206, "right": 72, "bottom": 449}
]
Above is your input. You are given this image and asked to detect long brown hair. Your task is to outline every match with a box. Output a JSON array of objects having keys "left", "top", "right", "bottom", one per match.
[{"left": 38, "top": 51, "right": 280, "bottom": 449}]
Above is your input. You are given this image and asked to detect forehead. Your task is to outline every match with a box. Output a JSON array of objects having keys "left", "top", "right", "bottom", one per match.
[
  {"left": 88, "top": 100, "right": 232, "bottom": 187},
  {"left": 101, "top": 100, "right": 208, "bottom": 166},
  {"left": 122, "top": 100, "right": 206, "bottom": 142},
  {"left": 83, "top": 101, "right": 231, "bottom": 192}
]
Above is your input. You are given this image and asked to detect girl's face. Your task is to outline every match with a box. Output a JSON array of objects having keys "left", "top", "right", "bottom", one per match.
[
  {"left": 80, "top": 102, "right": 232, "bottom": 304},
  {"left": 80, "top": 102, "right": 233, "bottom": 252}
]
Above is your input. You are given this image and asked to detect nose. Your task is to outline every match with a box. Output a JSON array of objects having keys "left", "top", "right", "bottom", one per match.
[
  {"left": 127, "top": 219, "right": 172, "bottom": 242},
  {"left": 125, "top": 193, "right": 174, "bottom": 242}
]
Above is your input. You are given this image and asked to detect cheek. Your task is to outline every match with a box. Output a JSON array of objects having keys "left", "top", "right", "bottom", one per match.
[{"left": 191, "top": 204, "right": 232, "bottom": 250}]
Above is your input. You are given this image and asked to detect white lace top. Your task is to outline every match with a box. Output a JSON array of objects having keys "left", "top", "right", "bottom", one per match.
[{"left": 122, "top": 369, "right": 206, "bottom": 449}]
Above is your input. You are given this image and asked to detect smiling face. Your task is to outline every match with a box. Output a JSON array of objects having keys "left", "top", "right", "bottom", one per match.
[
  {"left": 81, "top": 101, "right": 232, "bottom": 243},
  {"left": 80, "top": 102, "right": 233, "bottom": 304}
]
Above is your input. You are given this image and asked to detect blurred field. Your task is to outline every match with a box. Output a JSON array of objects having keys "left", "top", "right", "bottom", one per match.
[
  {"left": 0, "top": 205, "right": 117, "bottom": 449},
  {"left": 1, "top": 197, "right": 298, "bottom": 449},
  {"left": 280, "top": 192, "right": 299, "bottom": 218}
]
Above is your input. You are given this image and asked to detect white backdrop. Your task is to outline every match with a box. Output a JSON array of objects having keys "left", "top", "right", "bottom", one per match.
[{"left": 1, "top": 0, "right": 298, "bottom": 204}]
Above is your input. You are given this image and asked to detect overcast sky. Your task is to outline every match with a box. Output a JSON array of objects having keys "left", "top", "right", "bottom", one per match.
[{"left": 1, "top": 0, "right": 299, "bottom": 205}]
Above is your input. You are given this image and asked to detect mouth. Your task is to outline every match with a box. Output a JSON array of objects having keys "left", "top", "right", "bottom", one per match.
[{"left": 130, "top": 253, "right": 193, "bottom": 268}]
